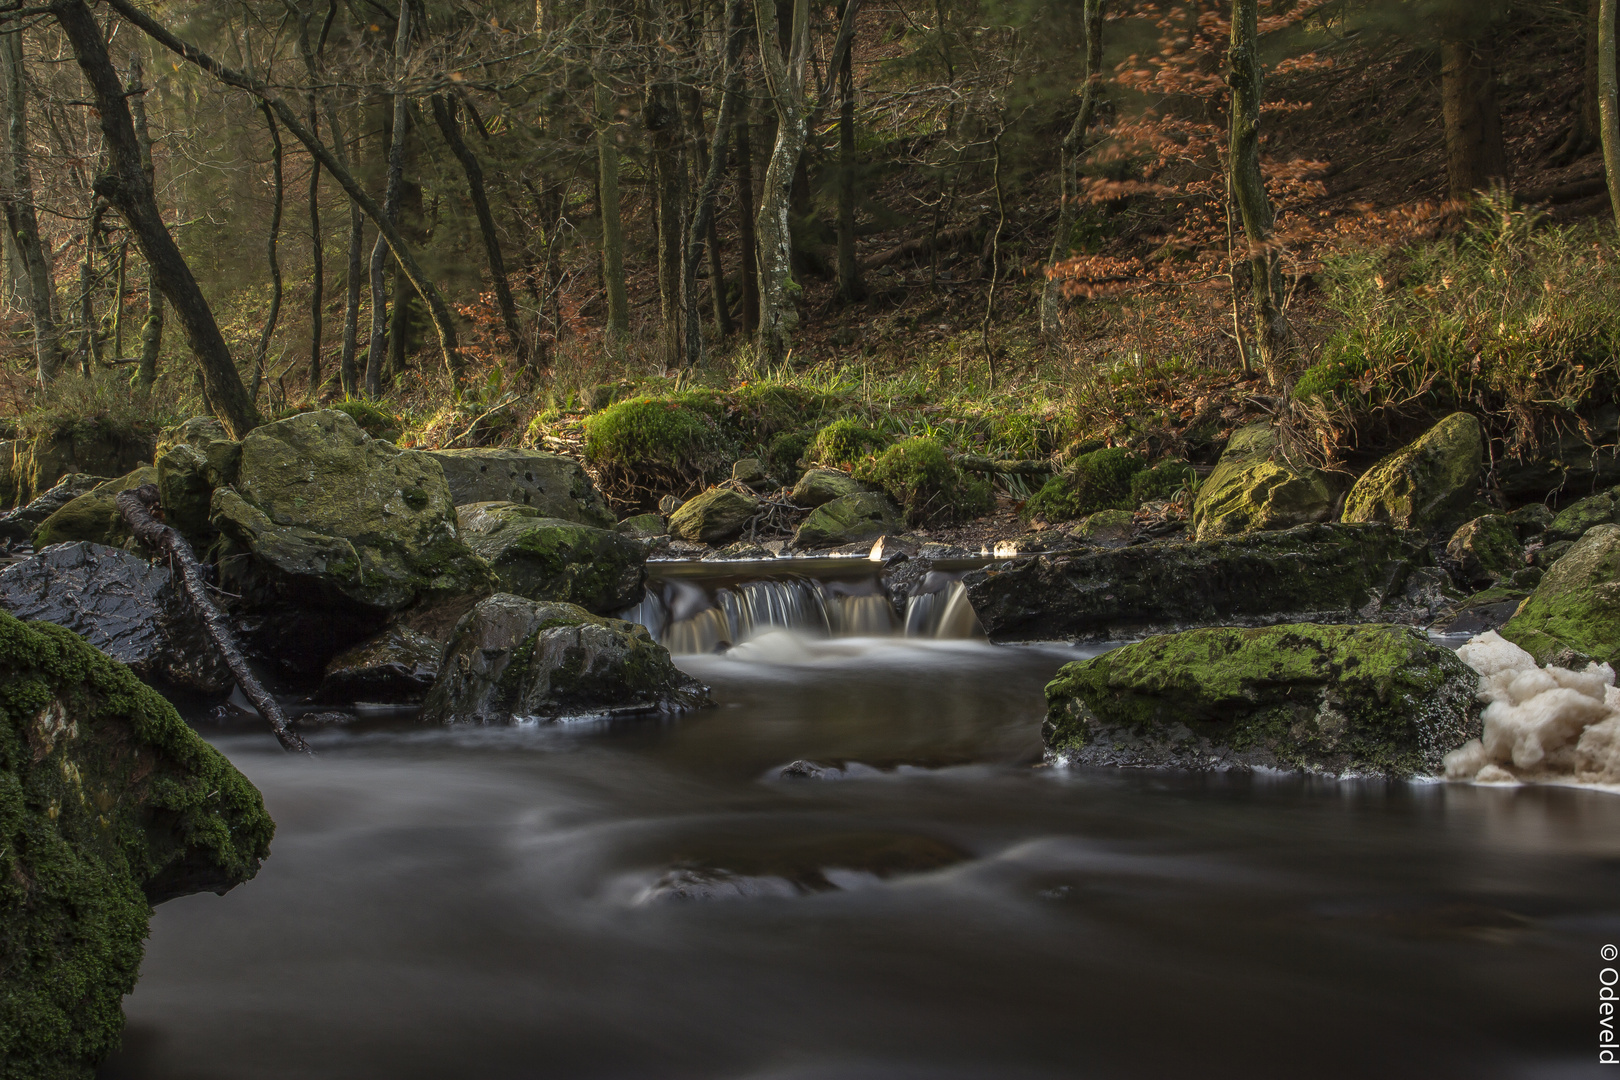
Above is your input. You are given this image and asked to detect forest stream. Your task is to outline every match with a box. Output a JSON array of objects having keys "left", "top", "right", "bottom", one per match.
[{"left": 97, "top": 559, "right": 1620, "bottom": 1080}]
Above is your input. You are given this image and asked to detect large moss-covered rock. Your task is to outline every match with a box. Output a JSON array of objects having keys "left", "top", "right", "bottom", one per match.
[
  {"left": 791, "top": 468, "right": 868, "bottom": 508},
  {"left": 0, "top": 474, "right": 110, "bottom": 546},
  {"left": 793, "top": 491, "right": 903, "bottom": 549},
  {"left": 1544, "top": 487, "right": 1619, "bottom": 543},
  {"left": 1342, "top": 412, "right": 1483, "bottom": 535},
  {"left": 420, "top": 593, "right": 711, "bottom": 723},
  {"left": 208, "top": 410, "right": 494, "bottom": 677},
  {"left": 31, "top": 467, "right": 157, "bottom": 549},
  {"left": 0, "top": 542, "right": 231, "bottom": 695},
  {"left": 1445, "top": 515, "right": 1523, "bottom": 585},
  {"left": 456, "top": 501, "right": 646, "bottom": 613},
  {"left": 1191, "top": 424, "right": 1337, "bottom": 540},
  {"left": 153, "top": 421, "right": 241, "bottom": 542},
  {"left": 1499, "top": 523, "right": 1620, "bottom": 667},
  {"left": 315, "top": 625, "right": 443, "bottom": 704},
  {"left": 668, "top": 486, "right": 758, "bottom": 543},
  {"left": 426, "top": 447, "right": 614, "bottom": 526},
  {"left": 1043, "top": 623, "right": 1480, "bottom": 777},
  {"left": 12, "top": 424, "right": 155, "bottom": 507},
  {"left": 964, "top": 522, "right": 1426, "bottom": 641},
  {"left": 0, "top": 611, "right": 272, "bottom": 1078}
]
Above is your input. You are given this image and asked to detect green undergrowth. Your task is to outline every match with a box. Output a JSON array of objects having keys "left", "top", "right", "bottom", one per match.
[
  {"left": 855, "top": 436, "right": 993, "bottom": 527},
  {"left": 1025, "top": 447, "right": 1145, "bottom": 522}
]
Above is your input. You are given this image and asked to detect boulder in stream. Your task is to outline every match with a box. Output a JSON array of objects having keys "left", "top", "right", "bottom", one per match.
[
  {"left": 668, "top": 486, "right": 759, "bottom": 543},
  {"left": 1499, "top": 523, "right": 1620, "bottom": 667},
  {"left": 426, "top": 446, "right": 615, "bottom": 526},
  {"left": 1342, "top": 412, "right": 1483, "bottom": 536},
  {"left": 1043, "top": 623, "right": 1481, "bottom": 777},
  {"left": 316, "top": 625, "right": 444, "bottom": 703},
  {"left": 457, "top": 501, "right": 647, "bottom": 613},
  {"left": 0, "top": 609, "right": 272, "bottom": 1078},
  {"left": 964, "top": 522, "right": 1426, "bottom": 641},
  {"left": 0, "top": 541, "right": 232, "bottom": 695},
  {"left": 1191, "top": 423, "right": 1338, "bottom": 540},
  {"left": 31, "top": 467, "right": 158, "bottom": 549},
  {"left": 793, "top": 491, "right": 903, "bottom": 549},
  {"left": 421, "top": 593, "right": 711, "bottom": 723}
]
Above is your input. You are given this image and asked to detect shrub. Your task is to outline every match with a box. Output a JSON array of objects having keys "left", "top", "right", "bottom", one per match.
[
  {"left": 856, "top": 436, "right": 993, "bottom": 526},
  {"left": 331, "top": 399, "right": 403, "bottom": 443},
  {"left": 1023, "top": 447, "right": 1145, "bottom": 522},
  {"left": 766, "top": 429, "right": 813, "bottom": 481},
  {"left": 807, "top": 417, "right": 889, "bottom": 467}
]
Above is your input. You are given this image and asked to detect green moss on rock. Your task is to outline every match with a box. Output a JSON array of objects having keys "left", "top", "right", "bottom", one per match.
[
  {"left": 793, "top": 491, "right": 903, "bottom": 549},
  {"left": 0, "top": 611, "right": 272, "bottom": 1078},
  {"left": 1500, "top": 523, "right": 1620, "bottom": 667},
  {"left": 1024, "top": 447, "right": 1144, "bottom": 523},
  {"left": 1445, "top": 515, "right": 1523, "bottom": 585},
  {"left": 1191, "top": 424, "right": 1337, "bottom": 540},
  {"left": 791, "top": 468, "right": 869, "bottom": 508},
  {"left": 31, "top": 468, "right": 158, "bottom": 549},
  {"left": 1342, "top": 412, "right": 1483, "bottom": 536},
  {"left": 807, "top": 418, "right": 889, "bottom": 468},
  {"left": 667, "top": 486, "right": 759, "bottom": 543},
  {"left": 856, "top": 437, "right": 992, "bottom": 527},
  {"left": 456, "top": 501, "right": 647, "bottom": 613},
  {"left": 582, "top": 394, "right": 736, "bottom": 493},
  {"left": 1545, "top": 488, "right": 1619, "bottom": 543},
  {"left": 1043, "top": 623, "right": 1480, "bottom": 777}
]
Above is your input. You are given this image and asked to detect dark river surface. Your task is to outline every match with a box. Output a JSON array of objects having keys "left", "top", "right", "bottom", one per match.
[{"left": 100, "top": 629, "right": 1620, "bottom": 1080}]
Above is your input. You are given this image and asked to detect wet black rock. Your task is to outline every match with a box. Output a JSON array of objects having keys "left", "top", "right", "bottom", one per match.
[
  {"left": 963, "top": 522, "right": 1427, "bottom": 641},
  {"left": 315, "top": 625, "right": 444, "bottom": 704},
  {"left": 0, "top": 541, "right": 232, "bottom": 694}
]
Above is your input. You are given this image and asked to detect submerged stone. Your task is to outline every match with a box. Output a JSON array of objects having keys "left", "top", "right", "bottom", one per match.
[
  {"left": 0, "top": 542, "right": 231, "bottom": 695},
  {"left": 1043, "top": 623, "right": 1480, "bottom": 777},
  {"left": 668, "top": 486, "right": 758, "bottom": 543},
  {"left": 0, "top": 610, "right": 272, "bottom": 1078},
  {"left": 793, "top": 491, "right": 903, "bottom": 549},
  {"left": 456, "top": 501, "right": 646, "bottom": 613},
  {"left": 420, "top": 593, "right": 711, "bottom": 724},
  {"left": 315, "top": 625, "right": 444, "bottom": 704},
  {"left": 964, "top": 522, "right": 1426, "bottom": 642},
  {"left": 426, "top": 447, "right": 614, "bottom": 526},
  {"left": 1191, "top": 423, "right": 1337, "bottom": 540},
  {"left": 1342, "top": 412, "right": 1483, "bottom": 536},
  {"left": 1500, "top": 523, "right": 1620, "bottom": 668}
]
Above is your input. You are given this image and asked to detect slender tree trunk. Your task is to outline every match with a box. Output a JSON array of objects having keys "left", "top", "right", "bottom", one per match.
[
  {"left": 128, "top": 52, "right": 162, "bottom": 389},
  {"left": 835, "top": 0, "right": 861, "bottom": 305},
  {"left": 646, "top": 78, "right": 685, "bottom": 368},
  {"left": 681, "top": 0, "right": 746, "bottom": 366},
  {"left": 594, "top": 71, "right": 629, "bottom": 350},
  {"left": 327, "top": 102, "right": 363, "bottom": 396},
  {"left": 753, "top": 0, "right": 810, "bottom": 369},
  {"left": 1039, "top": 0, "right": 1104, "bottom": 338},
  {"left": 250, "top": 102, "right": 283, "bottom": 401},
  {"left": 1228, "top": 0, "right": 1291, "bottom": 382},
  {"left": 78, "top": 199, "right": 104, "bottom": 375},
  {"left": 736, "top": 110, "right": 759, "bottom": 335},
  {"left": 431, "top": 93, "right": 525, "bottom": 365},
  {"left": 307, "top": 112, "right": 323, "bottom": 393},
  {"left": 682, "top": 81, "right": 734, "bottom": 340},
  {"left": 1, "top": 28, "right": 62, "bottom": 383},
  {"left": 111, "top": 238, "right": 125, "bottom": 358},
  {"left": 1602, "top": 0, "right": 1620, "bottom": 230},
  {"left": 1440, "top": 31, "right": 1507, "bottom": 201},
  {"left": 53, "top": 0, "right": 258, "bottom": 435},
  {"left": 366, "top": 0, "right": 411, "bottom": 398}
]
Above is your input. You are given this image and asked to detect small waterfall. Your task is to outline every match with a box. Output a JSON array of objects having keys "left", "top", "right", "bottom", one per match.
[{"left": 627, "top": 567, "right": 984, "bottom": 654}]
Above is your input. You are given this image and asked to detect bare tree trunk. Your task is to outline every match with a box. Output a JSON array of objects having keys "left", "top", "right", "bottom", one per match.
[
  {"left": 54, "top": 0, "right": 258, "bottom": 435},
  {"left": 306, "top": 113, "right": 323, "bottom": 393},
  {"left": 0, "top": 27, "right": 62, "bottom": 383},
  {"left": 1228, "top": 0, "right": 1291, "bottom": 382},
  {"left": 594, "top": 67, "right": 629, "bottom": 351},
  {"left": 1602, "top": 0, "right": 1620, "bottom": 230},
  {"left": 366, "top": 0, "right": 411, "bottom": 399},
  {"left": 128, "top": 51, "right": 162, "bottom": 389},
  {"left": 681, "top": 81, "right": 735, "bottom": 341},
  {"left": 835, "top": 0, "right": 861, "bottom": 305},
  {"left": 646, "top": 78, "right": 685, "bottom": 368},
  {"left": 736, "top": 110, "right": 759, "bottom": 335},
  {"left": 681, "top": 0, "right": 746, "bottom": 366},
  {"left": 1440, "top": 30, "right": 1507, "bottom": 201},
  {"left": 752, "top": 0, "right": 810, "bottom": 369},
  {"left": 431, "top": 92, "right": 525, "bottom": 365},
  {"left": 250, "top": 102, "right": 283, "bottom": 401},
  {"left": 1039, "top": 0, "right": 1104, "bottom": 338},
  {"left": 77, "top": 199, "right": 105, "bottom": 375}
]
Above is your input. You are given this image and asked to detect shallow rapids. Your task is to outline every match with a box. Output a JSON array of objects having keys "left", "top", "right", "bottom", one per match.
[{"left": 101, "top": 632, "right": 1620, "bottom": 1080}]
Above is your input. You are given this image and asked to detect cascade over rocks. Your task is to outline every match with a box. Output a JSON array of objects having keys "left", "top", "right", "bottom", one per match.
[
  {"left": 1500, "top": 523, "right": 1620, "bottom": 668},
  {"left": 456, "top": 501, "right": 647, "bottom": 613},
  {"left": 1043, "top": 623, "right": 1481, "bottom": 777},
  {"left": 793, "top": 491, "right": 903, "bottom": 549},
  {"left": 668, "top": 486, "right": 758, "bottom": 543},
  {"left": 964, "top": 522, "right": 1426, "bottom": 641},
  {"left": 0, "top": 542, "right": 231, "bottom": 695},
  {"left": 0, "top": 610, "right": 272, "bottom": 1078},
  {"left": 1191, "top": 423, "right": 1338, "bottom": 540},
  {"left": 426, "top": 447, "right": 615, "bottom": 526},
  {"left": 207, "top": 410, "right": 494, "bottom": 677},
  {"left": 421, "top": 593, "right": 711, "bottom": 724},
  {"left": 1342, "top": 412, "right": 1483, "bottom": 536}
]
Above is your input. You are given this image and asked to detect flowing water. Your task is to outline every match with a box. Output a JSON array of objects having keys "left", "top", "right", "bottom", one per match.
[{"left": 99, "top": 561, "right": 1620, "bottom": 1080}]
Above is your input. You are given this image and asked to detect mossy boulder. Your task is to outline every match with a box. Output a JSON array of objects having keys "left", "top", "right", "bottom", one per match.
[
  {"left": 964, "top": 522, "right": 1426, "bottom": 642},
  {"left": 1043, "top": 623, "right": 1480, "bottom": 777},
  {"left": 1070, "top": 508, "right": 1136, "bottom": 546},
  {"left": 582, "top": 394, "right": 736, "bottom": 496},
  {"left": 615, "top": 513, "right": 666, "bottom": 539},
  {"left": 791, "top": 468, "right": 869, "bottom": 508},
  {"left": 1507, "top": 503, "right": 1554, "bottom": 540},
  {"left": 208, "top": 410, "right": 495, "bottom": 677},
  {"left": 315, "top": 625, "right": 444, "bottom": 704},
  {"left": 1544, "top": 487, "right": 1619, "bottom": 543},
  {"left": 154, "top": 434, "right": 242, "bottom": 542},
  {"left": 0, "top": 610, "right": 272, "bottom": 1078},
  {"left": 0, "top": 474, "right": 110, "bottom": 546},
  {"left": 731, "top": 457, "right": 770, "bottom": 487},
  {"left": 1499, "top": 523, "right": 1620, "bottom": 668},
  {"left": 31, "top": 467, "right": 158, "bottom": 549},
  {"left": 1342, "top": 412, "right": 1483, "bottom": 536},
  {"left": 856, "top": 437, "right": 992, "bottom": 527},
  {"left": 456, "top": 501, "right": 646, "bottom": 613},
  {"left": 793, "top": 491, "right": 903, "bottom": 549},
  {"left": 806, "top": 418, "right": 888, "bottom": 468},
  {"left": 420, "top": 593, "right": 711, "bottom": 723},
  {"left": 668, "top": 486, "right": 758, "bottom": 543},
  {"left": 425, "top": 447, "right": 614, "bottom": 526},
  {"left": 1445, "top": 515, "right": 1523, "bottom": 585},
  {"left": 1192, "top": 424, "right": 1337, "bottom": 540},
  {"left": 1024, "top": 447, "right": 1144, "bottom": 523}
]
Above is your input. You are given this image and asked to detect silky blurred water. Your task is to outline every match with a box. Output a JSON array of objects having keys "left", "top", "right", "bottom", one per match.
[{"left": 101, "top": 634, "right": 1620, "bottom": 1080}]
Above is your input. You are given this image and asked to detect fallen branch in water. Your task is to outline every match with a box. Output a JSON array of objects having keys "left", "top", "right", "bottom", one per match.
[{"left": 116, "top": 483, "right": 311, "bottom": 754}]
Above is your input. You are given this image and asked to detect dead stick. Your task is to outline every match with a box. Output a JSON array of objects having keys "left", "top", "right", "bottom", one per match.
[{"left": 116, "top": 484, "right": 312, "bottom": 754}]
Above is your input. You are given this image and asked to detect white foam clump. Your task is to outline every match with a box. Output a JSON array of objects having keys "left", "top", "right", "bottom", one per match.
[{"left": 1444, "top": 631, "right": 1620, "bottom": 785}]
